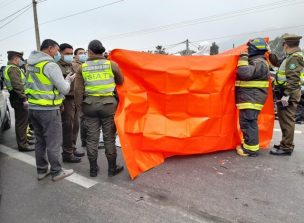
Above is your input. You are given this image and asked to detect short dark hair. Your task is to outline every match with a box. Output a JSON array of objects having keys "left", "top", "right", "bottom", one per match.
[
  {"left": 40, "top": 39, "right": 59, "bottom": 51},
  {"left": 88, "top": 40, "right": 105, "bottom": 54},
  {"left": 74, "top": 48, "right": 85, "bottom": 56},
  {"left": 285, "top": 41, "right": 300, "bottom": 48},
  {"left": 59, "top": 43, "right": 73, "bottom": 52}
]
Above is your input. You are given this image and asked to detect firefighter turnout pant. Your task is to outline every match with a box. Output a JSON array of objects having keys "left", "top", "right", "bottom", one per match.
[{"left": 239, "top": 109, "right": 260, "bottom": 152}]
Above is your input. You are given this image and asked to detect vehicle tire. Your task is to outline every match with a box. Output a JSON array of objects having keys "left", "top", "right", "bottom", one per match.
[{"left": 3, "top": 105, "right": 11, "bottom": 131}]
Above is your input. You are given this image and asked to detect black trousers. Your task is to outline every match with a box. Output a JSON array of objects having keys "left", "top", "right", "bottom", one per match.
[{"left": 239, "top": 109, "right": 260, "bottom": 151}]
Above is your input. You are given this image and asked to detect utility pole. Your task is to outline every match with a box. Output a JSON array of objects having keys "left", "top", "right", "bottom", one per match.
[
  {"left": 32, "top": 0, "right": 40, "bottom": 50},
  {"left": 185, "top": 39, "right": 190, "bottom": 55}
]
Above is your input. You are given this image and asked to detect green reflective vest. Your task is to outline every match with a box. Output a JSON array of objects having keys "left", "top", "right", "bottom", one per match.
[
  {"left": 82, "top": 59, "right": 115, "bottom": 96},
  {"left": 25, "top": 61, "right": 64, "bottom": 106},
  {"left": 3, "top": 64, "right": 25, "bottom": 91},
  {"left": 274, "top": 52, "right": 304, "bottom": 86}
]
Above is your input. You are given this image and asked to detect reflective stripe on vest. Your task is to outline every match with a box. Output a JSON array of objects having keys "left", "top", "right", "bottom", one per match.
[
  {"left": 274, "top": 52, "right": 304, "bottom": 86},
  {"left": 236, "top": 103, "right": 264, "bottom": 110},
  {"left": 82, "top": 59, "right": 115, "bottom": 96},
  {"left": 3, "top": 64, "right": 25, "bottom": 91},
  {"left": 25, "top": 61, "right": 64, "bottom": 106},
  {"left": 235, "top": 80, "right": 269, "bottom": 88}
]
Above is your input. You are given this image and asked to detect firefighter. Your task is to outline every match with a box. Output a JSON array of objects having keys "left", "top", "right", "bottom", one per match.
[{"left": 235, "top": 38, "right": 270, "bottom": 157}]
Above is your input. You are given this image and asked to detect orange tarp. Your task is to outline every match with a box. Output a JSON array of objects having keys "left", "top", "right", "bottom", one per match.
[{"left": 111, "top": 48, "right": 274, "bottom": 179}]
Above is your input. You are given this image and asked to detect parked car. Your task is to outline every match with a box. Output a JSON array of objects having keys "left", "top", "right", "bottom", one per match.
[{"left": 0, "top": 66, "right": 11, "bottom": 132}]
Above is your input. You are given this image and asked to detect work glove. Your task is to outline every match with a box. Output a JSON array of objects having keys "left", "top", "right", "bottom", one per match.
[
  {"left": 23, "top": 100, "right": 29, "bottom": 109},
  {"left": 280, "top": 95, "right": 290, "bottom": 107},
  {"left": 237, "top": 52, "right": 249, "bottom": 67},
  {"left": 65, "top": 72, "right": 76, "bottom": 83}
]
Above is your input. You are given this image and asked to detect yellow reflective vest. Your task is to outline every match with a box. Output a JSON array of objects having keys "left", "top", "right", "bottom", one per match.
[
  {"left": 274, "top": 52, "right": 304, "bottom": 86},
  {"left": 25, "top": 61, "right": 64, "bottom": 106},
  {"left": 82, "top": 59, "right": 115, "bottom": 96},
  {"left": 3, "top": 64, "right": 25, "bottom": 91}
]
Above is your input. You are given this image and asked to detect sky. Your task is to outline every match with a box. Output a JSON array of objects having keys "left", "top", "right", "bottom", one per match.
[{"left": 0, "top": 0, "right": 303, "bottom": 64}]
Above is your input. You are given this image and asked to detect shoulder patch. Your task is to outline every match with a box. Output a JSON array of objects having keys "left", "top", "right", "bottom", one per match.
[{"left": 289, "top": 64, "right": 297, "bottom": 70}]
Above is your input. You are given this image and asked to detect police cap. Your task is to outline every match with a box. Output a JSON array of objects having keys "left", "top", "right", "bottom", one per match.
[
  {"left": 282, "top": 34, "right": 302, "bottom": 43},
  {"left": 7, "top": 51, "right": 24, "bottom": 59}
]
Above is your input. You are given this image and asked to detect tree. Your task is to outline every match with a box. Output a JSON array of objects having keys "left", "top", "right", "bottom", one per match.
[
  {"left": 154, "top": 45, "right": 168, "bottom": 55},
  {"left": 210, "top": 42, "right": 219, "bottom": 55},
  {"left": 178, "top": 49, "right": 196, "bottom": 56}
]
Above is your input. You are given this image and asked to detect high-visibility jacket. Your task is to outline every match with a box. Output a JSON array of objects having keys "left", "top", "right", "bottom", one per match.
[
  {"left": 235, "top": 56, "right": 269, "bottom": 110},
  {"left": 81, "top": 59, "right": 115, "bottom": 96},
  {"left": 274, "top": 52, "right": 304, "bottom": 86},
  {"left": 3, "top": 64, "right": 25, "bottom": 91},
  {"left": 25, "top": 61, "right": 64, "bottom": 106}
]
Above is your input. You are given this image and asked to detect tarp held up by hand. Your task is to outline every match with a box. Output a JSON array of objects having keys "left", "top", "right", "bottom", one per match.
[{"left": 110, "top": 47, "right": 274, "bottom": 179}]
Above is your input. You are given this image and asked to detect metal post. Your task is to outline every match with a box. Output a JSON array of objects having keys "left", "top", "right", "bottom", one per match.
[{"left": 32, "top": 0, "right": 40, "bottom": 50}]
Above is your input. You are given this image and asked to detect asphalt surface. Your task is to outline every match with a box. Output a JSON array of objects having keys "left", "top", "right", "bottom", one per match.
[{"left": 0, "top": 106, "right": 304, "bottom": 223}]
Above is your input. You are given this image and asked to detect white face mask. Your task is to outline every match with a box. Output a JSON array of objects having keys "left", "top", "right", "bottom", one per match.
[
  {"left": 18, "top": 59, "right": 25, "bottom": 67},
  {"left": 54, "top": 51, "right": 61, "bottom": 62},
  {"left": 79, "top": 54, "right": 88, "bottom": 62},
  {"left": 63, "top": 55, "right": 73, "bottom": 64}
]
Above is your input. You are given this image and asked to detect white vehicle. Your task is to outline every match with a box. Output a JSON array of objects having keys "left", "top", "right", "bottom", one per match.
[{"left": 0, "top": 66, "right": 11, "bottom": 132}]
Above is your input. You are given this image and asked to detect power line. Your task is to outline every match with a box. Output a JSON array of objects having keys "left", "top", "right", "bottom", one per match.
[
  {"left": 140, "top": 24, "right": 304, "bottom": 52},
  {"left": 99, "top": 0, "right": 304, "bottom": 41},
  {"left": 0, "top": 5, "right": 32, "bottom": 30},
  {"left": 40, "top": 0, "right": 124, "bottom": 25},
  {"left": 0, "top": 0, "right": 124, "bottom": 42},
  {"left": 0, "top": 4, "right": 32, "bottom": 23}
]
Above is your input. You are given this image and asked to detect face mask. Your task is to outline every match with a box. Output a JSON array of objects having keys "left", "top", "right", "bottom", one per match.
[
  {"left": 63, "top": 55, "right": 73, "bottom": 64},
  {"left": 79, "top": 54, "right": 88, "bottom": 63},
  {"left": 54, "top": 52, "right": 61, "bottom": 62},
  {"left": 18, "top": 60, "right": 25, "bottom": 67}
]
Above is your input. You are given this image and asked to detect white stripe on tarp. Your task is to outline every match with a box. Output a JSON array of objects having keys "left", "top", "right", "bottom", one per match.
[{"left": 0, "top": 144, "right": 98, "bottom": 189}]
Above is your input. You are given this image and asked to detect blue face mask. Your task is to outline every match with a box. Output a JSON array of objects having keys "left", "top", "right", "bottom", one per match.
[
  {"left": 54, "top": 52, "right": 61, "bottom": 62},
  {"left": 63, "top": 55, "right": 73, "bottom": 64},
  {"left": 79, "top": 54, "right": 88, "bottom": 63},
  {"left": 18, "top": 59, "right": 25, "bottom": 67}
]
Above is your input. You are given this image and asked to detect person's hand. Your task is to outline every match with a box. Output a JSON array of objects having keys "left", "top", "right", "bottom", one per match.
[
  {"left": 238, "top": 52, "right": 249, "bottom": 67},
  {"left": 65, "top": 72, "right": 76, "bottom": 83},
  {"left": 280, "top": 95, "right": 290, "bottom": 107},
  {"left": 266, "top": 43, "right": 271, "bottom": 53},
  {"left": 23, "top": 100, "right": 29, "bottom": 109}
]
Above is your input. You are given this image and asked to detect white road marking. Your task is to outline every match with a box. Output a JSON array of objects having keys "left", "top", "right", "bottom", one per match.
[
  {"left": 274, "top": 128, "right": 302, "bottom": 134},
  {"left": 0, "top": 144, "right": 98, "bottom": 189}
]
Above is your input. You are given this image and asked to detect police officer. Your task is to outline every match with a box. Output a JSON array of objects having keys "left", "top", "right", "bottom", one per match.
[
  {"left": 235, "top": 38, "right": 270, "bottom": 157},
  {"left": 74, "top": 40, "right": 124, "bottom": 177},
  {"left": 72, "top": 48, "right": 88, "bottom": 147},
  {"left": 58, "top": 43, "right": 84, "bottom": 163},
  {"left": 4, "top": 51, "right": 34, "bottom": 152},
  {"left": 270, "top": 34, "right": 304, "bottom": 155}
]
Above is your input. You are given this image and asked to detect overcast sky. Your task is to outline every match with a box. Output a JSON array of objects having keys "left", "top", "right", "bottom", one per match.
[{"left": 0, "top": 0, "right": 303, "bottom": 64}]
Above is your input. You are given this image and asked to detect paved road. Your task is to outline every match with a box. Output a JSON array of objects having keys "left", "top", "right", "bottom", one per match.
[{"left": 0, "top": 107, "right": 304, "bottom": 223}]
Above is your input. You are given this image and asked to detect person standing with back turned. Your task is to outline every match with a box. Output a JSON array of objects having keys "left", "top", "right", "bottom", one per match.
[{"left": 74, "top": 40, "right": 124, "bottom": 177}]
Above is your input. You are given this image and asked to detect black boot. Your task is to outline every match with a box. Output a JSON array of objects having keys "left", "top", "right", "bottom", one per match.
[
  {"left": 106, "top": 154, "right": 124, "bottom": 177},
  {"left": 89, "top": 159, "right": 99, "bottom": 177}
]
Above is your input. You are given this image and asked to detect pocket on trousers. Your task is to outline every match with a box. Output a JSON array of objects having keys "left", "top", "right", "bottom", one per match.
[
  {"left": 83, "top": 97, "right": 92, "bottom": 105},
  {"left": 102, "top": 97, "right": 117, "bottom": 105}
]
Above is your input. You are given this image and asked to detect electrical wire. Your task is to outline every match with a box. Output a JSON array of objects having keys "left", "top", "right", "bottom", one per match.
[
  {"left": 0, "top": 5, "right": 32, "bottom": 30},
  {"left": 99, "top": 0, "right": 304, "bottom": 41},
  {"left": 0, "top": 4, "right": 32, "bottom": 23}
]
